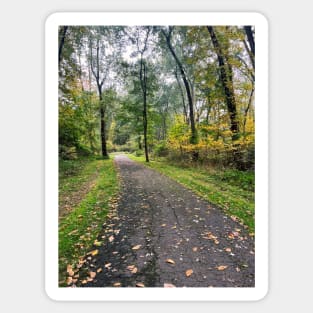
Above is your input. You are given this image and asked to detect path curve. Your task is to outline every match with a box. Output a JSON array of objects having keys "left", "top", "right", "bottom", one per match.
[{"left": 80, "top": 154, "right": 254, "bottom": 287}]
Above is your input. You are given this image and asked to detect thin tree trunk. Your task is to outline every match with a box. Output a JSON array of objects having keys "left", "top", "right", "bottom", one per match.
[
  {"left": 244, "top": 26, "right": 255, "bottom": 69},
  {"left": 162, "top": 28, "right": 197, "bottom": 144},
  {"left": 98, "top": 90, "right": 108, "bottom": 157},
  {"left": 174, "top": 67, "right": 188, "bottom": 123},
  {"left": 243, "top": 87, "right": 254, "bottom": 138},
  {"left": 90, "top": 35, "right": 108, "bottom": 158},
  {"left": 58, "top": 26, "right": 68, "bottom": 65},
  {"left": 140, "top": 59, "right": 149, "bottom": 162},
  {"left": 207, "top": 26, "right": 239, "bottom": 141}
]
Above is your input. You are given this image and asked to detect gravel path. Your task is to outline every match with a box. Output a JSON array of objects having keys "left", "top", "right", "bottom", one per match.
[{"left": 79, "top": 154, "right": 255, "bottom": 287}]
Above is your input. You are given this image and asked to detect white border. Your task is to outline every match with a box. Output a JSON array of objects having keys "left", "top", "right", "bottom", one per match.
[{"left": 45, "top": 12, "right": 268, "bottom": 301}]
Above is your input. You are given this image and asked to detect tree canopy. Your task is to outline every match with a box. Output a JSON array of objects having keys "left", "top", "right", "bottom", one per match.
[{"left": 59, "top": 25, "right": 255, "bottom": 169}]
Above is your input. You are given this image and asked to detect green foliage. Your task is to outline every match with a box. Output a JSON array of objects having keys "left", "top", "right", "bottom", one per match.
[
  {"left": 153, "top": 140, "right": 169, "bottom": 157},
  {"left": 135, "top": 149, "right": 144, "bottom": 156}
]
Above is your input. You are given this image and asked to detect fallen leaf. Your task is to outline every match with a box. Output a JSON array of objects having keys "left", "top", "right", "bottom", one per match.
[
  {"left": 113, "top": 282, "right": 121, "bottom": 287},
  {"left": 114, "top": 229, "right": 120, "bottom": 235},
  {"left": 109, "top": 235, "right": 114, "bottom": 242},
  {"left": 136, "top": 282, "right": 145, "bottom": 287},
  {"left": 97, "top": 268, "right": 102, "bottom": 273},
  {"left": 81, "top": 280, "right": 88, "bottom": 284},
  {"left": 89, "top": 271, "right": 96, "bottom": 279},
  {"left": 192, "top": 247, "right": 198, "bottom": 252},
  {"left": 225, "top": 248, "right": 232, "bottom": 253},
  {"left": 104, "top": 263, "right": 112, "bottom": 268},
  {"left": 94, "top": 240, "right": 102, "bottom": 247},
  {"left": 216, "top": 265, "right": 228, "bottom": 271},
  {"left": 66, "top": 276, "right": 73, "bottom": 285},
  {"left": 166, "top": 258, "right": 175, "bottom": 264},
  {"left": 228, "top": 233, "right": 235, "bottom": 239},
  {"left": 89, "top": 249, "right": 99, "bottom": 256},
  {"left": 67, "top": 265, "right": 74, "bottom": 277},
  {"left": 214, "top": 239, "right": 219, "bottom": 245},
  {"left": 132, "top": 245, "right": 142, "bottom": 250},
  {"left": 127, "top": 265, "right": 135, "bottom": 270},
  {"left": 127, "top": 265, "right": 138, "bottom": 273},
  {"left": 164, "top": 283, "right": 176, "bottom": 288},
  {"left": 161, "top": 224, "right": 167, "bottom": 227},
  {"left": 185, "top": 269, "right": 193, "bottom": 277}
]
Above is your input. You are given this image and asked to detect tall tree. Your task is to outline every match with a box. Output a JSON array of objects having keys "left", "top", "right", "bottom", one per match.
[
  {"left": 58, "top": 26, "right": 68, "bottom": 65},
  {"left": 207, "top": 26, "right": 239, "bottom": 141},
  {"left": 161, "top": 27, "right": 198, "bottom": 145},
  {"left": 136, "top": 27, "right": 151, "bottom": 162},
  {"left": 244, "top": 26, "right": 255, "bottom": 70},
  {"left": 88, "top": 27, "right": 110, "bottom": 157}
]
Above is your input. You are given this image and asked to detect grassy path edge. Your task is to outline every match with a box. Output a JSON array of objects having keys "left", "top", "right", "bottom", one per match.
[{"left": 127, "top": 154, "right": 255, "bottom": 233}]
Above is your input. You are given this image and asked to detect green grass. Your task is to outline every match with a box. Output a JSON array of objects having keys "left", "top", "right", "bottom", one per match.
[
  {"left": 128, "top": 154, "right": 255, "bottom": 233},
  {"left": 58, "top": 157, "right": 119, "bottom": 286}
]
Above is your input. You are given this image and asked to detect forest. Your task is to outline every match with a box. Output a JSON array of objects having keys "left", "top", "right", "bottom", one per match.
[
  {"left": 58, "top": 25, "right": 256, "bottom": 287},
  {"left": 59, "top": 25, "right": 255, "bottom": 168}
]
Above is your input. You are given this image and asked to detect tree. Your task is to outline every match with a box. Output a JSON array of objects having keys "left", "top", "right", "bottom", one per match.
[
  {"left": 207, "top": 26, "right": 239, "bottom": 141},
  {"left": 136, "top": 27, "right": 151, "bottom": 162},
  {"left": 161, "top": 27, "right": 198, "bottom": 145},
  {"left": 88, "top": 27, "right": 112, "bottom": 158}
]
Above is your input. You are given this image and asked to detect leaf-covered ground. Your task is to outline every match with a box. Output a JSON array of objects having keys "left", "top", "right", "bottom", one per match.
[
  {"left": 71, "top": 155, "right": 254, "bottom": 287},
  {"left": 58, "top": 158, "right": 118, "bottom": 286}
]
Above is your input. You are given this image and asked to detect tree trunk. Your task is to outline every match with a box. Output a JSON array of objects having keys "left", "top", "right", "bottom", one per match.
[
  {"left": 140, "top": 59, "right": 149, "bottom": 162},
  {"left": 207, "top": 26, "right": 239, "bottom": 141},
  {"left": 58, "top": 26, "right": 68, "bottom": 65},
  {"left": 98, "top": 92, "right": 108, "bottom": 158},
  {"left": 244, "top": 26, "right": 255, "bottom": 69},
  {"left": 90, "top": 34, "right": 108, "bottom": 158},
  {"left": 162, "top": 28, "right": 197, "bottom": 145},
  {"left": 174, "top": 67, "right": 189, "bottom": 124}
]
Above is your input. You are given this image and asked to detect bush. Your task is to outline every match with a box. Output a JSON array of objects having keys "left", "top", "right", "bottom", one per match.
[
  {"left": 153, "top": 141, "right": 169, "bottom": 157},
  {"left": 135, "top": 149, "right": 143, "bottom": 157},
  {"left": 59, "top": 145, "right": 77, "bottom": 160}
]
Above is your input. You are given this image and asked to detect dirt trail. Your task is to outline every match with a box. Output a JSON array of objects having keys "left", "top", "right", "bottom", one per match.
[{"left": 80, "top": 154, "right": 254, "bottom": 287}]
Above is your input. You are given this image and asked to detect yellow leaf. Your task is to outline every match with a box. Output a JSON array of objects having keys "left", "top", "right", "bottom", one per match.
[
  {"left": 94, "top": 240, "right": 102, "bottom": 247},
  {"left": 166, "top": 258, "right": 175, "bottom": 265},
  {"left": 185, "top": 269, "right": 193, "bottom": 277},
  {"left": 216, "top": 265, "right": 228, "bottom": 271},
  {"left": 89, "top": 249, "right": 99, "bottom": 256}
]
